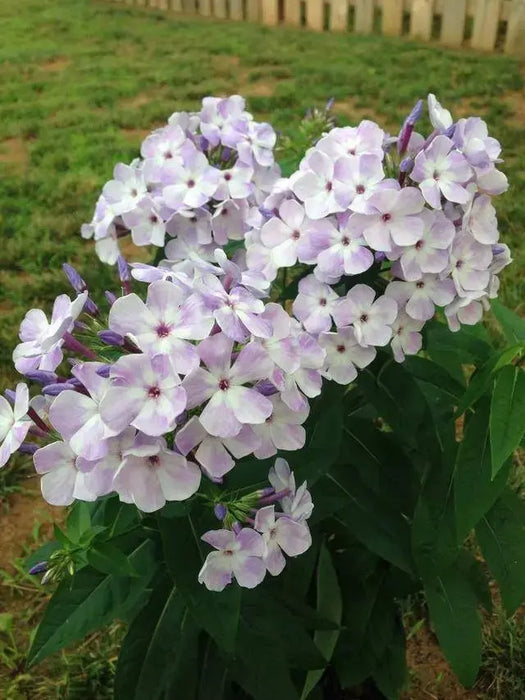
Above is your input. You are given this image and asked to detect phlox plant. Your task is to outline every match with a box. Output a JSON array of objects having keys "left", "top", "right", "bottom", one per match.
[{"left": 2, "top": 94, "right": 525, "bottom": 699}]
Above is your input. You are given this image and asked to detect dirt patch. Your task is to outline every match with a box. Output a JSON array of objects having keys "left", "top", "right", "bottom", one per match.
[
  {"left": 0, "top": 484, "right": 64, "bottom": 574},
  {"left": 121, "top": 92, "right": 159, "bottom": 111},
  {"left": 0, "top": 138, "right": 29, "bottom": 175},
  {"left": 120, "top": 126, "right": 155, "bottom": 146},
  {"left": 334, "top": 97, "right": 398, "bottom": 132},
  {"left": 502, "top": 87, "right": 525, "bottom": 128},
  {"left": 38, "top": 57, "right": 70, "bottom": 73},
  {"left": 403, "top": 624, "right": 481, "bottom": 699}
]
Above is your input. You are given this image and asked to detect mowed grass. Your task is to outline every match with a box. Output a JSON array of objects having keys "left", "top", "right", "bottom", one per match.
[{"left": 1, "top": 0, "right": 524, "bottom": 381}]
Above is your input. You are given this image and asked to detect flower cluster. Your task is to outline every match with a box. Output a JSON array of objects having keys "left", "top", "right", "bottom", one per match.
[
  {"left": 199, "top": 458, "right": 312, "bottom": 591},
  {"left": 243, "top": 94, "right": 511, "bottom": 367},
  {"left": 81, "top": 95, "right": 279, "bottom": 266},
  {"left": 1, "top": 94, "right": 512, "bottom": 592}
]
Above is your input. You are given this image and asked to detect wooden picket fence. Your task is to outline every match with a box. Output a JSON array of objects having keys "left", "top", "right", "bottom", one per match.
[{"left": 122, "top": 0, "right": 525, "bottom": 56}]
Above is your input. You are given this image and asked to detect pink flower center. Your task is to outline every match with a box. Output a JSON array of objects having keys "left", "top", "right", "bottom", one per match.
[
  {"left": 319, "top": 298, "right": 327, "bottom": 307},
  {"left": 325, "top": 181, "right": 333, "bottom": 192},
  {"left": 187, "top": 179, "right": 195, "bottom": 188},
  {"left": 223, "top": 549, "right": 234, "bottom": 556},
  {"left": 416, "top": 281, "right": 425, "bottom": 289},
  {"left": 381, "top": 213, "right": 391, "bottom": 223},
  {"left": 156, "top": 323, "right": 171, "bottom": 338},
  {"left": 348, "top": 148, "right": 356, "bottom": 155},
  {"left": 150, "top": 214, "right": 159, "bottom": 224},
  {"left": 433, "top": 170, "right": 440, "bottom": 181},
  {"left": 336, "top": 344, "right": 346, "bottom": 353},
  {"left": 224, "top": 172, "right": 232, "bottom": 181},
  {"left": 415, "top": 239, "right": 424, "bottom": 250},
  {"left": 164, "top": 151, "right": 173, "bottom": 159},
  {"left": 130, "top": 188, "right": 138, "bottom": 197},
  {"left": 360, "top": 314, "right": 369, "bottom": 323},
  {"left": 456, "top": 260, "right": 463, "bottom": 269},
  {"left": 292, "top": 230, "right": 301, "bottom": 240},
  {"left": 219, "top": 378, "right": 230, "bottom": 391},
  {"left": 148, "top": 386, "right": 161, "bottom": 399},
  {"left": 148, "top": 455, "right": 160, "bottom": 467},
  {"left": 355, "top": 184, "right": 365, "bottom": 194},
  {"left": 342, "top": 236, "right": 350, "bottom": 246}
]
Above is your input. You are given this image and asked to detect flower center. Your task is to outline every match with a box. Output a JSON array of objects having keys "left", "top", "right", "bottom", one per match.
[
  {"left": 187, "top": 179, "right": 195, "bottom": 188},
  {"left": 148, "top": 386, "right": 161, "bottom": 399},
  {"left": 433, "top": 170, "right": 440, "bottom": 181},
  {"left": 456, "top": 259, "right": 463, "bottom": 269},
  {"left": 348, "top": 148, "right": 356, "bottom": 155},
  {"left": 342, "top": 236, "right": 350, "bottom": 246},
  {"left": 219, "top": 378, "right": 230, "bottom": 391},
  {"left": 336, "top": 344, "right": 346, "bottom": 353},
  {"left": 360, "top": 314, "right": 369, "bottom": 323},
  {"left": 164, "top": 151, "right": 173, "bottom": 159},
  {"left": 381, "top": 213, "right": 391, "bottom": 223},
  {"left": 150, "top": 214, "right": 159, "bottom": 224},
  {"left": 416, "top": 281, "right": 425, "bottom": 289},
  {"left": 355, "top": 184, "right": 365, "bottom": 194},
  {"left": 224, "top": 172, "right": 232, "bottom": 181},
  {"left": 325, "top": 181, "right": 333, "bottom": 192},
  {"left": 148, "top": 455, "right": 160, "bottom": 467},
  {"left": 223, "top": 549, "right": 234, "bottom": 556},
  {"left": 415, "top": 239, "right": 424, "bottom": 250},
  {"left": 292, "top": 230, "right": 301, "bottom": 240},
  {"left": 319, "top": 297, "right": 327, "bottom": 307},
  {"left": 156, "top": 323, "right": 171, "bottom": 338},
  {"left": 130, "top": 188, "right": 138, "bottom": 197}
]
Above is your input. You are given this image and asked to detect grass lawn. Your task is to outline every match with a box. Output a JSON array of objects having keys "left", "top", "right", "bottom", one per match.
[{"left": 0, "top": 0, "right": 524, "bottom": 697}]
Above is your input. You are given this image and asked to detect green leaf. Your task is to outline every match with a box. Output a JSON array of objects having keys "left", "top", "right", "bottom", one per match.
[
  {"left": 66, "top": 501, "right": 92, "bottom": 543},
  {"left": 423, "top": 563, "right": 482, "bottom": 687},
  {"left": 28, "top": 535, "right": 157, "bottom": 666},
  {"left": 404, "top": 355, "right": 464, "bottom": 400},
  {"left": 372, "top": 617, "right": 407, "bottom": 700},
  {"left": 476, "top": 490, "right": 525, "bottom": 615},
  {"left": 425, "top": 321, "right": 492, "bottom": 384},
  {"left": 197, "top": 637, "right": 230, "bottom": 700},
  {"left": 491, "top": 299, "right": 525, "bottom": 345},
  {"left": 88, "top": 542, "right": 138, "bottom": 577},
  {"left": 328, "top": 464, "right": 415, "bottom": 574},
  {"left": 455, "top": 344, "right": 523, "bottom": 417},
  {"left": 490, "top": 365, "right": 525, "bottom": 477},
  {"left": 158, "top": 514, "right": 241, "bottom": 653},
  {"left": 302, "top": 543, "right": 343, "bottom": 699},
  {"left": 455, "top": 397, "right": 511, "bottom": 542},
  {"left": 114, "top": 577, "right": 186, "bottom": 700}
]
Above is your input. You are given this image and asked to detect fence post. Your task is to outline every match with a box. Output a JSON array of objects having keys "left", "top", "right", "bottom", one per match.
[
  {"left": 471, "top": 0, "right": 502, "bottom": 51},
  {"left": 230, "top": 0, "right": 244, "bottom": 18},
  {"left": 330, "top": 0, "right": 347, "bottom": 30},
  {"left": 246, "top": 0, "right": 260, "bottom": 20},
  {"left": 214, "top": 0, "right": 228, "bottom": 17},
  {"left": 505, "top": 0, "right": 525, "bottom": 56},
  {"left": 261, "top": 0, "right": 279, "bottom": 23},
  {"left": 355, "top": 0, "right": 374, "bottom": 33},
  {"left": 306, "top": 0, "right": 325, "bottom": 30},
  {"left": 410, "top": 0, "right": 434, "bottom": 41},
  {"left": 382, "top": 0, "right": 403, "bottom": 36},
  {"left": 285, "top": 0, "right": 301, "bottom": 24},
  {"left": 440, "top": 0, "right": 467, "bottom": 46}
]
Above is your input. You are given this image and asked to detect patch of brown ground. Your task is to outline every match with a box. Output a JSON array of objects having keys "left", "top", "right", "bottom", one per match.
[
  {"left": 0, "top": 483, "right": 63, "bottom": 574},
  {"left": 0, "top": 138, "right": 29, "bottom": 175},
  {"left": 120, "top": 126, "right": 156, "bottom": 144},
  {"left": 38, "top": 57, "right": 70, "bottom": 73},
  {"left": 334, "top": 97, "right": 399, "bottom": 133},
  {"left": 403, "top": 624, "right": 481, "bottom": 699}
]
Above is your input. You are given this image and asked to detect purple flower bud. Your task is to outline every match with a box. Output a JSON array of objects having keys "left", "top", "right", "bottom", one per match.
[
  {"left": 176, "top": 410, "right": 188, "bottom": 426},
  {"left": 105, "top": 291, "right": 117, "bottom": 306},
  {"left": 98, "top": 330, "right": 124, "bottom": 347},
  {"left": 407, "top": 99, "right": 423, "bottom": 127},
  {"left": 255, "top": 379, "right": 279, "bottom": 397},
  {"left": 18, "top": 442, "right": 38, "bottom": 455},
  {"left": 443, "top": 124, "right": 456, "bottom": 139},
  {"left": 232, "top": 521, "right": 242, "bottom": 535},
  {"left": 96, "top": 364, "right": 111, "bottom": 378},
  {"left": 117, "top": 255, "right": 131, "bottom": 282},
  {"left": 84, "top": 297, "right": 99, "bottom": 317},
  {"left": 62, "top": 332, "right": 97, "bottom": 360},
  {"left": 28, "top": 561, "right": 48, "bottom": 576},
  {"left": 24, "top": 370, "right": 58, "bottom": 386},
  {"left": 492, "top": 244, "right": 506, "bottom": 255},
  {"left": 62, "top": 263, "right": 87, "bottom": 293},
  {"left": 74, "top": 320, "right": 89, "bottom": 331},
  {"left": 399, "top": 157, "right": 414, "bottom": 173},
  {"left": 214, "top": 504, "right": 228, "bottom": 521},
  {"left": 398, "top": 100, "right": 423, "bottom": 155},
  {"left": 221, "top": 147, "right": 233, "bottom": 162},
  {"left": 374, "top": 251, "right": 387, "bottom": 263},
  {"left": 325, "top": 97, "right": 335, "bottom": 111},
  {"left": 42, "top": 382, "right": 78, "bottom": 396},
  {"left": 259, "top": 207, "right": 275, "bottom": 221},
  {"left": 4, "top": 389, "right": 16, "bottom": 404}
]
